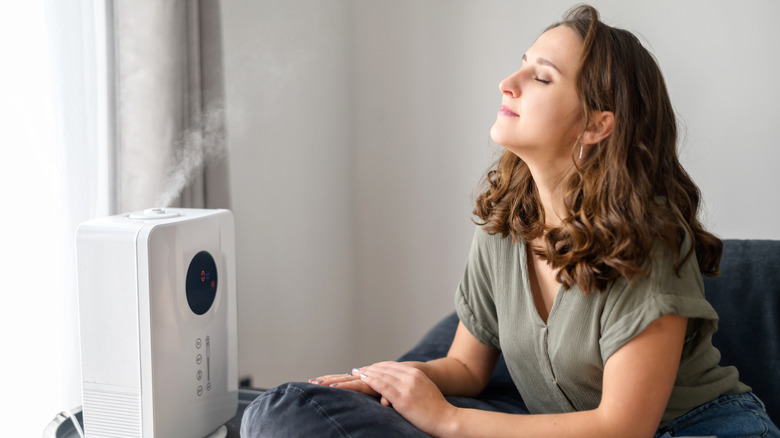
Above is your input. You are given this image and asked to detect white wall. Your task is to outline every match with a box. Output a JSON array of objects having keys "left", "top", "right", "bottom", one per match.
[
  {"left": 222, "top": 0, "right": 358, "bottom": 387},
  {"left": 222, "top": 0, "right": 780, "bottom": 388}
]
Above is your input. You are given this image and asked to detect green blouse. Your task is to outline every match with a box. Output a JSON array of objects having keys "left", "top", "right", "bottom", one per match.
[{"left": 455, "top": 226, "right": 750, "bottom": 426}]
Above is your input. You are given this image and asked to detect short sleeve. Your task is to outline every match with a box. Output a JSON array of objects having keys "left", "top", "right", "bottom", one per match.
[
  {"left": 455, "top": 227, "right": 501, "bottom": 350},
  {"left": 599, "top": 238, "right": 719, "bottom": 363}
]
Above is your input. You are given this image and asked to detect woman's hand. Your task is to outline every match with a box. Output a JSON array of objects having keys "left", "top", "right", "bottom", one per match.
[
  {"left": 308, "top": 372, "right": 380, "bottom": 398},
  {"left": 356, "top": 361, "right": 458, "bottom": 437},
  {"left": 309, "top": 361, "right": 427, "bottom": 399}
]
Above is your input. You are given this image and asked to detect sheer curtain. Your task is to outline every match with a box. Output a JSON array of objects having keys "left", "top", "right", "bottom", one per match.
[
  {"left": 0, "top": 0, "right": 228, "bottom": 435},
  {"left": 113, "top": 0, "right": 230, "bottom": 211},
  {"left": 1, "top": 0, "right": 110, "bottom": 434}
]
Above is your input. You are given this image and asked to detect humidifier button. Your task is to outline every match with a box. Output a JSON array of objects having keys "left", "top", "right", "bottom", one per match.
[
  {"left": 197, "top": 385, "right": 203, "bottom": 397},
  {"left": 197, "top": 370, "right": 203, "bottom": 381},
  {"left": 127, "top": 208, "right": 181, "bottom": 220},
  {"left": 196, "top": 338, "right": 202, "bottom": 349},
  {"left": 196, "top": 354, "right": 203, "bottom": 365},
  {"left": 207, "top": 383, "right": 211, "bottom": 392}
]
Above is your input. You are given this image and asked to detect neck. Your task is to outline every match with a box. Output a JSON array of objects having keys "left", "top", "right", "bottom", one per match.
[{"left": 527, "top": 159, "right": 571, "bottom": 228}]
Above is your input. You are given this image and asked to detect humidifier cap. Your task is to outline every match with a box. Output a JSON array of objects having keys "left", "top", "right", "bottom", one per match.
[{"left": 127, "top": 208, "right": 182, "bottom": 220}]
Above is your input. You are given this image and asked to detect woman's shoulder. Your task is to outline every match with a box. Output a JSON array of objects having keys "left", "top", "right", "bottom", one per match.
[
  {"left": 467, "top": 223, "right": 525, "bottom": 267},
  {"left": 605, "top": 225, "right": 705, "bottom": 306},
  {"left": 472, "top": 223, "right": 525, "bottom": 250}
]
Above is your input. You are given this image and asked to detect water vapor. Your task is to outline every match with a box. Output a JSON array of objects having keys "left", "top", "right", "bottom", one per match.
[{"left": 155, "top": 101, "right": 227, "bottom": 208}]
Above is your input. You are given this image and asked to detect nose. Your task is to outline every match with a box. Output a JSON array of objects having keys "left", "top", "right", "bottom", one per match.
[{"left": 499, "top": 70, "right": 522, "bottom": 98}]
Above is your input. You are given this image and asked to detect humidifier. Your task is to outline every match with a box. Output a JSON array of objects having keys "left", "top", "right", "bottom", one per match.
[{"left": 76, "top": 208, "right": 238, "bottom": 437}]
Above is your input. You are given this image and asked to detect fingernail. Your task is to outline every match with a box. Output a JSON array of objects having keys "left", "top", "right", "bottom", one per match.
[
  {"left": 330, "top": 383, "right": 339, "bottom": 387},
  {"left": 359, "top": 373, "right": 367, "bottom": 379},
  {"left": 309, "top": 379, "right": 323, "bottom": 384},
  {"left": 351, "top": 368, "right": 360, "bottom": 374}
]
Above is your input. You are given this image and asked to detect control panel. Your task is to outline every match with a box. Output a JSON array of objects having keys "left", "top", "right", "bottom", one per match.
[{"left": 194, "top": 335, "right": 212, "bottom": 396}]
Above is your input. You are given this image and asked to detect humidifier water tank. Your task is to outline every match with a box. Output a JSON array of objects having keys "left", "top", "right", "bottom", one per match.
[{"left": 76, "top": 208, "right": 238, "bottom": 438}]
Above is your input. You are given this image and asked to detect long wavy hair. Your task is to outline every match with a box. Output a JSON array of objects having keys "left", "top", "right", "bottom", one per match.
[{"left": 473, "top": 4, "right": 722, "bottom": 295}]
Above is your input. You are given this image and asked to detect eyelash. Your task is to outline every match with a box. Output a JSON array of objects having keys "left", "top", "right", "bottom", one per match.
[{"left": 533, "top": 76, "right": 551, "bottom": 84}]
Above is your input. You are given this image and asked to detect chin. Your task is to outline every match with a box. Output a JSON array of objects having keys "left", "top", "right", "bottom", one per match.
[
  {"left": 489, "top": 125, "right": 509, "bottom": 146},
  {"left": 490, "top": 132, "right": 516, "bottom": 151},
  {"left": 489, "top": 121, "right": 522, "bottom": 147}
]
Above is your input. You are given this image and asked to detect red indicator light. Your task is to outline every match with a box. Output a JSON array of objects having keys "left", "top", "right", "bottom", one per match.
[
  {"left": 211, "top": 281, "right": 216, "bottom": 288},
  {"left": 201, "top": 270, "right": 206, "bottom": 282}
]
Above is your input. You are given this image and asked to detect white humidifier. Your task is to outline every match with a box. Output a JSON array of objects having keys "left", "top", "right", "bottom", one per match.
[{"left": 76, "top": 208, "right": 238, "bottom": 438}]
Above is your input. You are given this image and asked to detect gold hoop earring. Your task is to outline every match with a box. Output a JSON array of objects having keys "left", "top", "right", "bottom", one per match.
[{"left": 579, "top": 143, "right": 584, "bottom": 159}]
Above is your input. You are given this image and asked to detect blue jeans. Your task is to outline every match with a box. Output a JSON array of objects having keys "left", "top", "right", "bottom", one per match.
[
  {"left": 241, "top": 383, "right": 778, "bottom": 437},
  {"left": 654, "top": 393, "right": 779, "bottom": 438},
  {"left": 240, "top": 382, "right": 528, "bottom": 437}
]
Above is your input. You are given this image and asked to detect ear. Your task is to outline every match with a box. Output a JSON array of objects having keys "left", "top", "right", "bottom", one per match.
[{"left": 581, "top": 110, "right": 614, "bottom": 145}]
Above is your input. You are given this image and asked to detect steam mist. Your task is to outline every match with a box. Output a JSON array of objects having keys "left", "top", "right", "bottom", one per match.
[{"left": 155, "top": 102, "right": 227, "bottom": 208}]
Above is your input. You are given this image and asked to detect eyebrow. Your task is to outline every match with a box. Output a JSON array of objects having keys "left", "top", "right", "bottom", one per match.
[{"left": 522, "top": 54, "right": 563, "bottom": 75}]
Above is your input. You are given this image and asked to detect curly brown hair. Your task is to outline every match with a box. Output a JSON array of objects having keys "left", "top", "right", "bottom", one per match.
[{"left": 473, "top": 4, "right": 722, "bottom": 295}]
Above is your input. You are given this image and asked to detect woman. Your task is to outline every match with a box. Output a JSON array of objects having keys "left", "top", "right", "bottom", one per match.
[{"left": 242, "top": 5, "right": 779, "bottom": 437}]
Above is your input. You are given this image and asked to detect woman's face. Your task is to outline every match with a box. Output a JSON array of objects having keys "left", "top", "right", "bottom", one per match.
[{"left": 490, "top": 25, "right": 584, "bottom": 164}]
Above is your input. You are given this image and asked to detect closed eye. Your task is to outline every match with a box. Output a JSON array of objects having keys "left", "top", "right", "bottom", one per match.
[{"left": 534, "top": 76, "right": 551, "bottom": 84}]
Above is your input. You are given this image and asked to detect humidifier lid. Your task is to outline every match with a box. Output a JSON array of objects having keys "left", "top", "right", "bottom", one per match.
[{"left": 127, "top": 208, "right": 182, "bottom": 220}]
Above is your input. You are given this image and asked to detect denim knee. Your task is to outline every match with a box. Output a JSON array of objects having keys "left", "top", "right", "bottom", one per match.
[
  {"left": 240, "top": 382, "right": 428, "bottom": 438},
  {"left": 241, "top": 383, "right": 352, "bottom": 437}
]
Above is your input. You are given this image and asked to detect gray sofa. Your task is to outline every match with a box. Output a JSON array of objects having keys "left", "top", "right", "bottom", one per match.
[{"left": 397, "top": 239, "right": 780, "bottom": 423}]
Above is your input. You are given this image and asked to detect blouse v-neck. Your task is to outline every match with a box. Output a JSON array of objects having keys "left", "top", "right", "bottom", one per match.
[{"left": 520, "top": 239, "right": 565, "bottom": 326}]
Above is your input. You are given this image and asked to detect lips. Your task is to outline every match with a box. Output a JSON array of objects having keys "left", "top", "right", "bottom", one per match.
[{"left": 498, "top": 104, "right": 519, "bottom": 117}]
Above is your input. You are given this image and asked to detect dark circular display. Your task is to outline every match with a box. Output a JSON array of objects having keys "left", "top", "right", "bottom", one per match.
[{"left": 185, "top": 251, "right": 218, "bottom": 315}]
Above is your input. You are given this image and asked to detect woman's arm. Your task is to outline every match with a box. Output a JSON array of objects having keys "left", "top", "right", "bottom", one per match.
[
  {"left": 417, "top": 321, "right": 501, "bottom": 396},
  {"left": 358, "top": 313, "right": 687, "bottom": 438}
]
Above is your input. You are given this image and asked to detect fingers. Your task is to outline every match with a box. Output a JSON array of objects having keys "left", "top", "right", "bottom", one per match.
[
  {"left": 359, "top": 361, "right": 424, "bottom": 383},
  {"left": 309, "top": 372, "right": 379, "bottom": 397},
  {"left": 332, "top": 379, "right": 379, "bottom": 395},
  {"left": 309, "top": 373, "right": 358, "bottom": 386},
  {"left": 308, "top": 362, "right": 419, "bottom": 400}
]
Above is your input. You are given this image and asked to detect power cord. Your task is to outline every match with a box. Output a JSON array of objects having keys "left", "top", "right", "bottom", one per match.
[{"left": 62, "top": 408, "right": 85, "bottom": 438}]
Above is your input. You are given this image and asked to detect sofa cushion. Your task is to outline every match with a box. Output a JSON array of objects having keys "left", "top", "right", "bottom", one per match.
[{"left": 703, "top": 239, "right": 780, "bottom": 422}]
